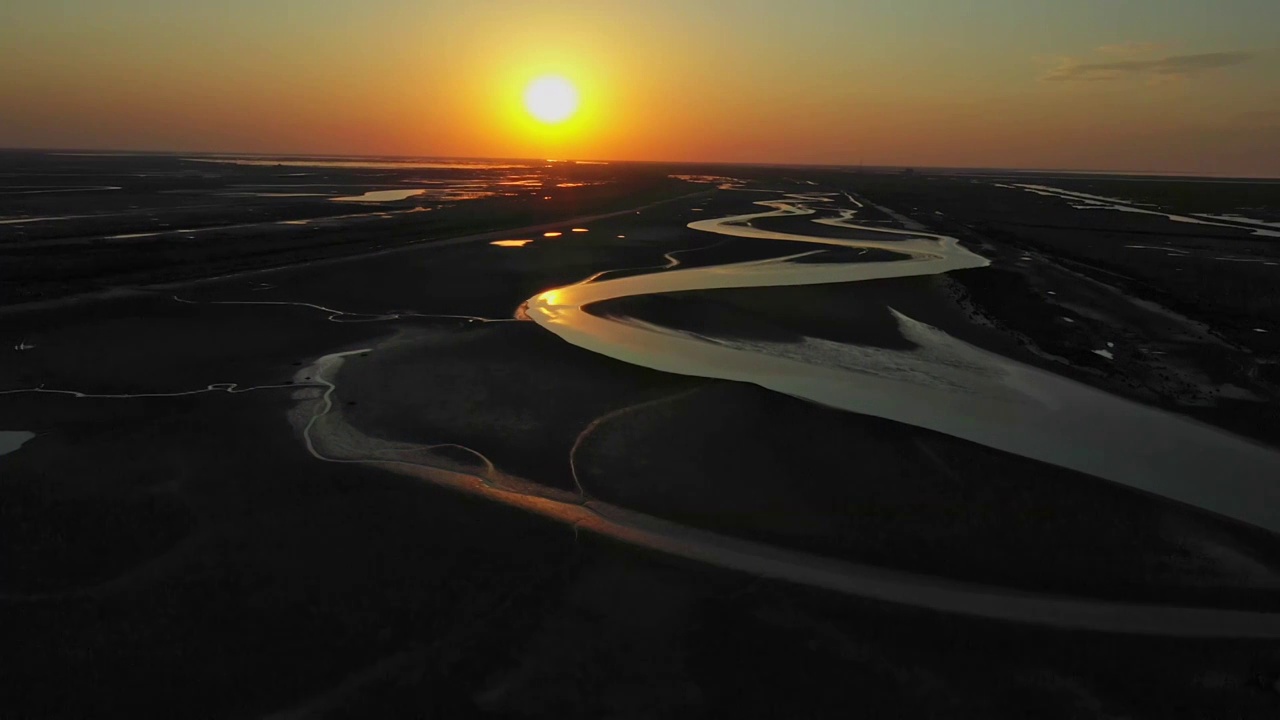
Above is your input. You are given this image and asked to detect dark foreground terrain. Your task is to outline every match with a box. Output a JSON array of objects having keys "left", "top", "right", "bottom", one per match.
[{"left": 2, "top": 153, "right": 1280, "bottom": 718}]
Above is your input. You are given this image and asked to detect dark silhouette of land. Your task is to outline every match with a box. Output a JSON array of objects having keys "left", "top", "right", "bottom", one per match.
[{"left": 3, "top": 152, "right": 1280, "bottom": 718}]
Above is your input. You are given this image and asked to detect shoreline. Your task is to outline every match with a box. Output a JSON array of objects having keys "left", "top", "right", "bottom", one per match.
[{"left": 0, "top": 190, "right": 711, "bottom": 318}]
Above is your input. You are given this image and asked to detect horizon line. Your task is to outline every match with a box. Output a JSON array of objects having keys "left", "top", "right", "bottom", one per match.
[{"left": 3, "top": 146, "right": 1277, "bottom": 181}]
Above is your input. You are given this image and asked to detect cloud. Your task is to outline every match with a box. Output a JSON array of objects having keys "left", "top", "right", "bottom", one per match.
[
  {"left": 1042, "top": 51, "right": 1254, "bottom": 82},
  {"left": 1095, "top": 41, "right": 1170, "bottom": 57}
]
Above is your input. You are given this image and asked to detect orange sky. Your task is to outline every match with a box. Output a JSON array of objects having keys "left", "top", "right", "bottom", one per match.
[{"left": 2, "top": 1, "right": 1278, "bottom": 175}]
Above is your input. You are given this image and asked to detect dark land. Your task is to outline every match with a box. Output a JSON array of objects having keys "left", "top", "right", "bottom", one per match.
[{"left": 3, "top": 153, "right": 1280, "bottom": 718}]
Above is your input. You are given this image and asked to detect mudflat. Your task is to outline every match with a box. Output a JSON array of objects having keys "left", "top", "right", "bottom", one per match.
[{"left": 4, "top": 154, "right": 1280, "bottom": 718}]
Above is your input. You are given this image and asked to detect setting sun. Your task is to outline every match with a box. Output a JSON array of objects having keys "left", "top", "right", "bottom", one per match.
[{"left": 523, "top": 76, "right": 580, "bottom": 124}]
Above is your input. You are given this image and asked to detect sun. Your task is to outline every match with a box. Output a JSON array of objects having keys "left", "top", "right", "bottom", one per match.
[{"left": 524, "top": 76, "right": 580, "bottom": 124}]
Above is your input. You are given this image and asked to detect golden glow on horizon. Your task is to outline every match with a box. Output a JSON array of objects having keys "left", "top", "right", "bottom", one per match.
[
  {"left": 3, "top": 4, "right": 1277, "bottom": 175},
  {"left": 524, "top": 76, "right": 579, "bottom": 124}
]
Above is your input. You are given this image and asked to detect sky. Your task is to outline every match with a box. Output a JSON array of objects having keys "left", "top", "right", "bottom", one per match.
[{"left": 2, "top": 0, "right": 1279, "bottom": 175}]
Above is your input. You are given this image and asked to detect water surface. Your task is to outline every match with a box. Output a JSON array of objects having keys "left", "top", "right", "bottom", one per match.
[
  {"left": 526, "top": 192, "right": 1280, "bottom": 532},
  {"left": 0, "top": 431, "right": 35, "bottom": 457},
  {"left": 331, "top": 189, "right": 426, "bottom": 203}
]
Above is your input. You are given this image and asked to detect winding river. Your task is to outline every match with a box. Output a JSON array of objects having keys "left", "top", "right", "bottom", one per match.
[
  {"left": 526, "top": 192, "right": 1280, "bottom": 534},
  {"left": 298, "top": 190, "right": 1280, "bottom": 637}
]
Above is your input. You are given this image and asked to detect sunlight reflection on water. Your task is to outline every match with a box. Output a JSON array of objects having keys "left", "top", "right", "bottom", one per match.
[{"left": 331, "top": 189, "right": 426, "bottom": 203}]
